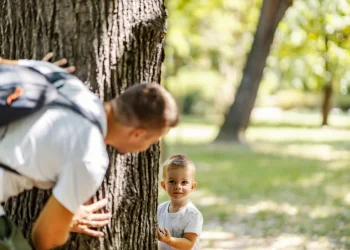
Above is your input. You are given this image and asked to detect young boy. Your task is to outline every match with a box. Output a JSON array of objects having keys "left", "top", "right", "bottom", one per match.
[{"left": 157, "top": 154, "right": 203, "bottom": 250}]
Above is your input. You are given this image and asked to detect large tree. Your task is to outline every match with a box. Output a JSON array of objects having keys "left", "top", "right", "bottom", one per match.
[
  {"left": 215, "top": 0, "right": 293, "bottom": 143},
  {"left": 0, "top": 0, "right": 166, "bottom": 249}
]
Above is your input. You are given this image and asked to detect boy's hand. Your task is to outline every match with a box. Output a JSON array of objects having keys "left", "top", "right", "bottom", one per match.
[
  {"left": 157, "top": 227, "right": 171, "bottom": 244},
  {"left": 70, "top": 198, "right": 112, "bottom": 237}
]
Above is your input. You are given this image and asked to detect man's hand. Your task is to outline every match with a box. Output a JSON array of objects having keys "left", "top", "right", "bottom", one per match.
[
  {"left": 157, "top": 227, "right": 171, "bottom": 244},
  {"left": 41, "top": 52, "right": 76, "bottom": 73},
  {"left": 0, "top": 52, "right": 76, "bottom": 73},
  {"left": 70, "top": 198, "right": 112, "bottom": 237}
]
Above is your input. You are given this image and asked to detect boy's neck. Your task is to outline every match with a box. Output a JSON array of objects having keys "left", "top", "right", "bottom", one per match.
[{"left": 169, "top": 198, "right": 190, "bottom": 213}]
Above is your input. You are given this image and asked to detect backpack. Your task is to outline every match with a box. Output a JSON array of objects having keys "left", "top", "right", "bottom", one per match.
[{"left": 0, "top": 61, "right": 103, "bottom": 175}]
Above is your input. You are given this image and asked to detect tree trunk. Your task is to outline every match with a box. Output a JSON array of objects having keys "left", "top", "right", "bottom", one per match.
[
  {"left": 321, "top": 35, "right": 333, "bottom": 126},
  {"left": 215, "top": 0, "right": 293, "bottom": 143},
  {"left": 0, "top": 0, "right": 166, "bottom": 249},
  {"left": 321, "top": 84, "right": 333, "bottom": 126}
]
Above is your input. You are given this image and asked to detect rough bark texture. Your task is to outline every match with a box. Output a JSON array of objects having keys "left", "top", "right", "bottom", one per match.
[
  {"left": 215, "top": 0, "right": 293, "bottom": 143},
  {"left": 0, "top": 0, "right": 166, "bottom": 249}
]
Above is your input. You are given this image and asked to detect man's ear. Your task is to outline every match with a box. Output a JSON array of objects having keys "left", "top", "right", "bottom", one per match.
[
  {"left": 130, "top": 128, "right": 146, "bottom": 139},
  {"left": 160, "top": 181, "right": 166, "bottom": 190},
  {"left": 191, "top": 182, "right": 197, "bottom": 190}
]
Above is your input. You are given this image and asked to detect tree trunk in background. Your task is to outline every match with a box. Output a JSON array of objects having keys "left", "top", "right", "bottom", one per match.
[
  {"left": 1, "top": 0, "right": 166, "bottom": 249},
  {"left": 215, "top": 0, "right": 293, "bottom": 143},
  {"left": 321, "top": 35, "right": 333, "bottom": 126},
  {"left": 321, "top": 84, "right": 333, "bottom": 126}
]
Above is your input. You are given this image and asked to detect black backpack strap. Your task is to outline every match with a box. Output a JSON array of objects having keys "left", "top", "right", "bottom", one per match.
[
  {"left": 0, "top": 162, "right": 20, "bottom": 175},
  {"left": 44, "top": 72, "right": 104, "bottom": 135},
  {"left": 25, "top": 67, "right": 104, "bottom": 135}
]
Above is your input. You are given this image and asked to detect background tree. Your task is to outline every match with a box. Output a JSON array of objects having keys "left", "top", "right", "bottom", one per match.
[
  {"left": 215, "top": 0, "right": 293, "bottom": 143},
  {"left": 0, "top": 0, "right": 166, "bottom": 249},
  {"left": 266, "top": 0, "right": 350, "bottom": 126},
  {"left": 163, "top": 0, "right": 259, "bottom": 118}
]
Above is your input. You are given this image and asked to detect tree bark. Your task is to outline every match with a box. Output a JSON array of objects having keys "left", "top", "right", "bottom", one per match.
[
  {"left": 321, "top": 35, "right": 333, "bottom": 126},
  {"left": 1, "top": 0, "right": 166, "bottom": 249},
  {"left": 321, "top": 84, "right": 333, "bottom": 126},
  {"left": 215, "top": 0, "right": 293, "bottom": 143}
]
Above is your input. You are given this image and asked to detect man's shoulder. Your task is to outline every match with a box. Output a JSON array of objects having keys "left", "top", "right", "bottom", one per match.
[
  {"left": 38, "top": 108, "right": 107, "bottom": 160},
  {"left": 47, "top": 107, "right": 104, "bottom": 135}
]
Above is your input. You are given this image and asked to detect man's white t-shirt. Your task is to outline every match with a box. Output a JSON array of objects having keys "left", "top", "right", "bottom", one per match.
[
  {"left": 157, "top": 201, "right": 203, "bottom": 250},
  {"left": 0, "top": 60, "right": 109, "bottom": 215}
]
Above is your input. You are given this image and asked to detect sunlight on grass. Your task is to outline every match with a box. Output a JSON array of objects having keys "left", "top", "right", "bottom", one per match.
[
  {"left": 165, "top": 124, "right": 217, "bottom": 144},
  {"left": 248, "top": 127, "right": 350, "bottom": 143},
  {"left": 236, "top": 201, "right": 298, "bottom": 216},
  {"left": 251, "top": 108, "right": 350, "bottom": 128},
  {"left": 308, "top": 206, "right": 343, "bottom": 219},
  {"left": 296, "top": 172, "right": 326, "bottom": 187}
]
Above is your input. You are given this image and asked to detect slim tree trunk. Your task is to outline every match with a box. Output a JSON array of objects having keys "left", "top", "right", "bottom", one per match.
[
  {"left": 321, "top": 35, "right": 333, "bottom": 126},
  {"left": 0, "top": 0, "right": 166, "bottom": 249},
  {"left": 215, "top": 0, "right": 293, "bottom": 143},
  {"left": 321, "top": 84, "right": 333, "bottom": 126}
]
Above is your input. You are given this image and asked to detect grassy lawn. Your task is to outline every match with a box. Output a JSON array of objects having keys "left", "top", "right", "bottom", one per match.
[{"left": 159, "top": 110, "right": 350, "bottom": 249}]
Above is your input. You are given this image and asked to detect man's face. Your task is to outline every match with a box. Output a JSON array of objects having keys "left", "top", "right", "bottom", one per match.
[{"left": 112, "top": 126, "right": 170, "bottom": 154}]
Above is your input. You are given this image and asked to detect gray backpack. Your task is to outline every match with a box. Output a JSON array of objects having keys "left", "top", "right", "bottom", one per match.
[{"left": 0, "top": 61, "right": 102, "bottom": 175}]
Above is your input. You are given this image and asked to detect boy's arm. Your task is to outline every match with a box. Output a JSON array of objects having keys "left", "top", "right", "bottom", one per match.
[{"left": 158, "top": 228, "right": 198, "bottom": 250}]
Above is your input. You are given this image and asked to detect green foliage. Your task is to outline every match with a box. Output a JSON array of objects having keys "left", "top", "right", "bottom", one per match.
[
  {"left": 164, "top": 0, "right": 350, "bottom": 118},
  {"left": 266, "top": 0, "right": 350, "bottom": 101},
  {"left": 275, "top": 89, "right": 321, "bottom": 110},
  {"left": 335, "top": 94, "right": 350, "bottom": 111},
  {"left": 163, "top": 0, "right": 261, "bottom": 115},
  {"left": 165, "top": 68, "right": 229, "bottom": 115}
]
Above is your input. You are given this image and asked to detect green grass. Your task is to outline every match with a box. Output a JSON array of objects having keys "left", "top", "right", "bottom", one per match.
[{"left": 159, "top": 110, "right": 350, "bottom": 249}]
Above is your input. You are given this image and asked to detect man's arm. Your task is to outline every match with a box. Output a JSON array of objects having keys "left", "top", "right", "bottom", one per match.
[
  {"left": 31, "top": 195, "right": 73, "bottom": 250},
  {"left": 0, "top": 57, "right": 18, "bottom": 64},
  {"left": 0, "top": 52, "right": 75, "bottom": 72},
  {"left": 158, "top": 228, "right": 198, "bottom": 250}
]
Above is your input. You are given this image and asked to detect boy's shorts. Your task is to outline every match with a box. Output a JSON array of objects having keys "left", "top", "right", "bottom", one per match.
[{"left": 0, "top": 216, "right": 32, "bottom": 250}]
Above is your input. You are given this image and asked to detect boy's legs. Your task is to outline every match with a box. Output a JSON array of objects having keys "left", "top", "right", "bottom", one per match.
[{"left": 0, "top": 216, "right": 32, "bottom": 250}]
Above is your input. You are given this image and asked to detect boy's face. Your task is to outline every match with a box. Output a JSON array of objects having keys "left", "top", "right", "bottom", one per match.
[{"left": 161, "top": 167, "right": 197, "bottom": 201}]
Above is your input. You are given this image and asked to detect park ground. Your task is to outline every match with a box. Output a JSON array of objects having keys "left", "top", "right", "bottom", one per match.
[{"left": 159, "top": 108, "right": 350, "bottom": 250}]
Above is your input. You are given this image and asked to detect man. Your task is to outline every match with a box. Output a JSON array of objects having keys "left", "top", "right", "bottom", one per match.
[{"left": 0, "top": 55, "right": 178, "bottom": 250}]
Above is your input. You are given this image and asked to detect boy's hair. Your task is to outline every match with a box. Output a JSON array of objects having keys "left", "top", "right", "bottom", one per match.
[
  {"left": 112, "top": 83, "right": 179, "bottom": 130},
  {"left": 162, "top": 154, "right": 196, "bottom": 179}
]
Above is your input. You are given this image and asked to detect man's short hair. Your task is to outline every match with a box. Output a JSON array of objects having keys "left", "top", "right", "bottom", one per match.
[
  {"left": 112, "top": 83, "right": 179, "bottom": 130},
  {"left": 162, "top": 154, "right": 196, "bottom": 179}
]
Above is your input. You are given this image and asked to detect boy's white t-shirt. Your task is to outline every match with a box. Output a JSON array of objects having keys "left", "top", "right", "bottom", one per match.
[
  {"left": 157, "top": 201, "right": 203, "bottom": 250},
  {"left": 0, "top": 60, "right": 109, "bottom": 215}
]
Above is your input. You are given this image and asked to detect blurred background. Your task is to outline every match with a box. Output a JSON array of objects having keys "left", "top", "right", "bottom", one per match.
[{"left": 158, "top": 0, "right": 350, "bottom": 249}]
